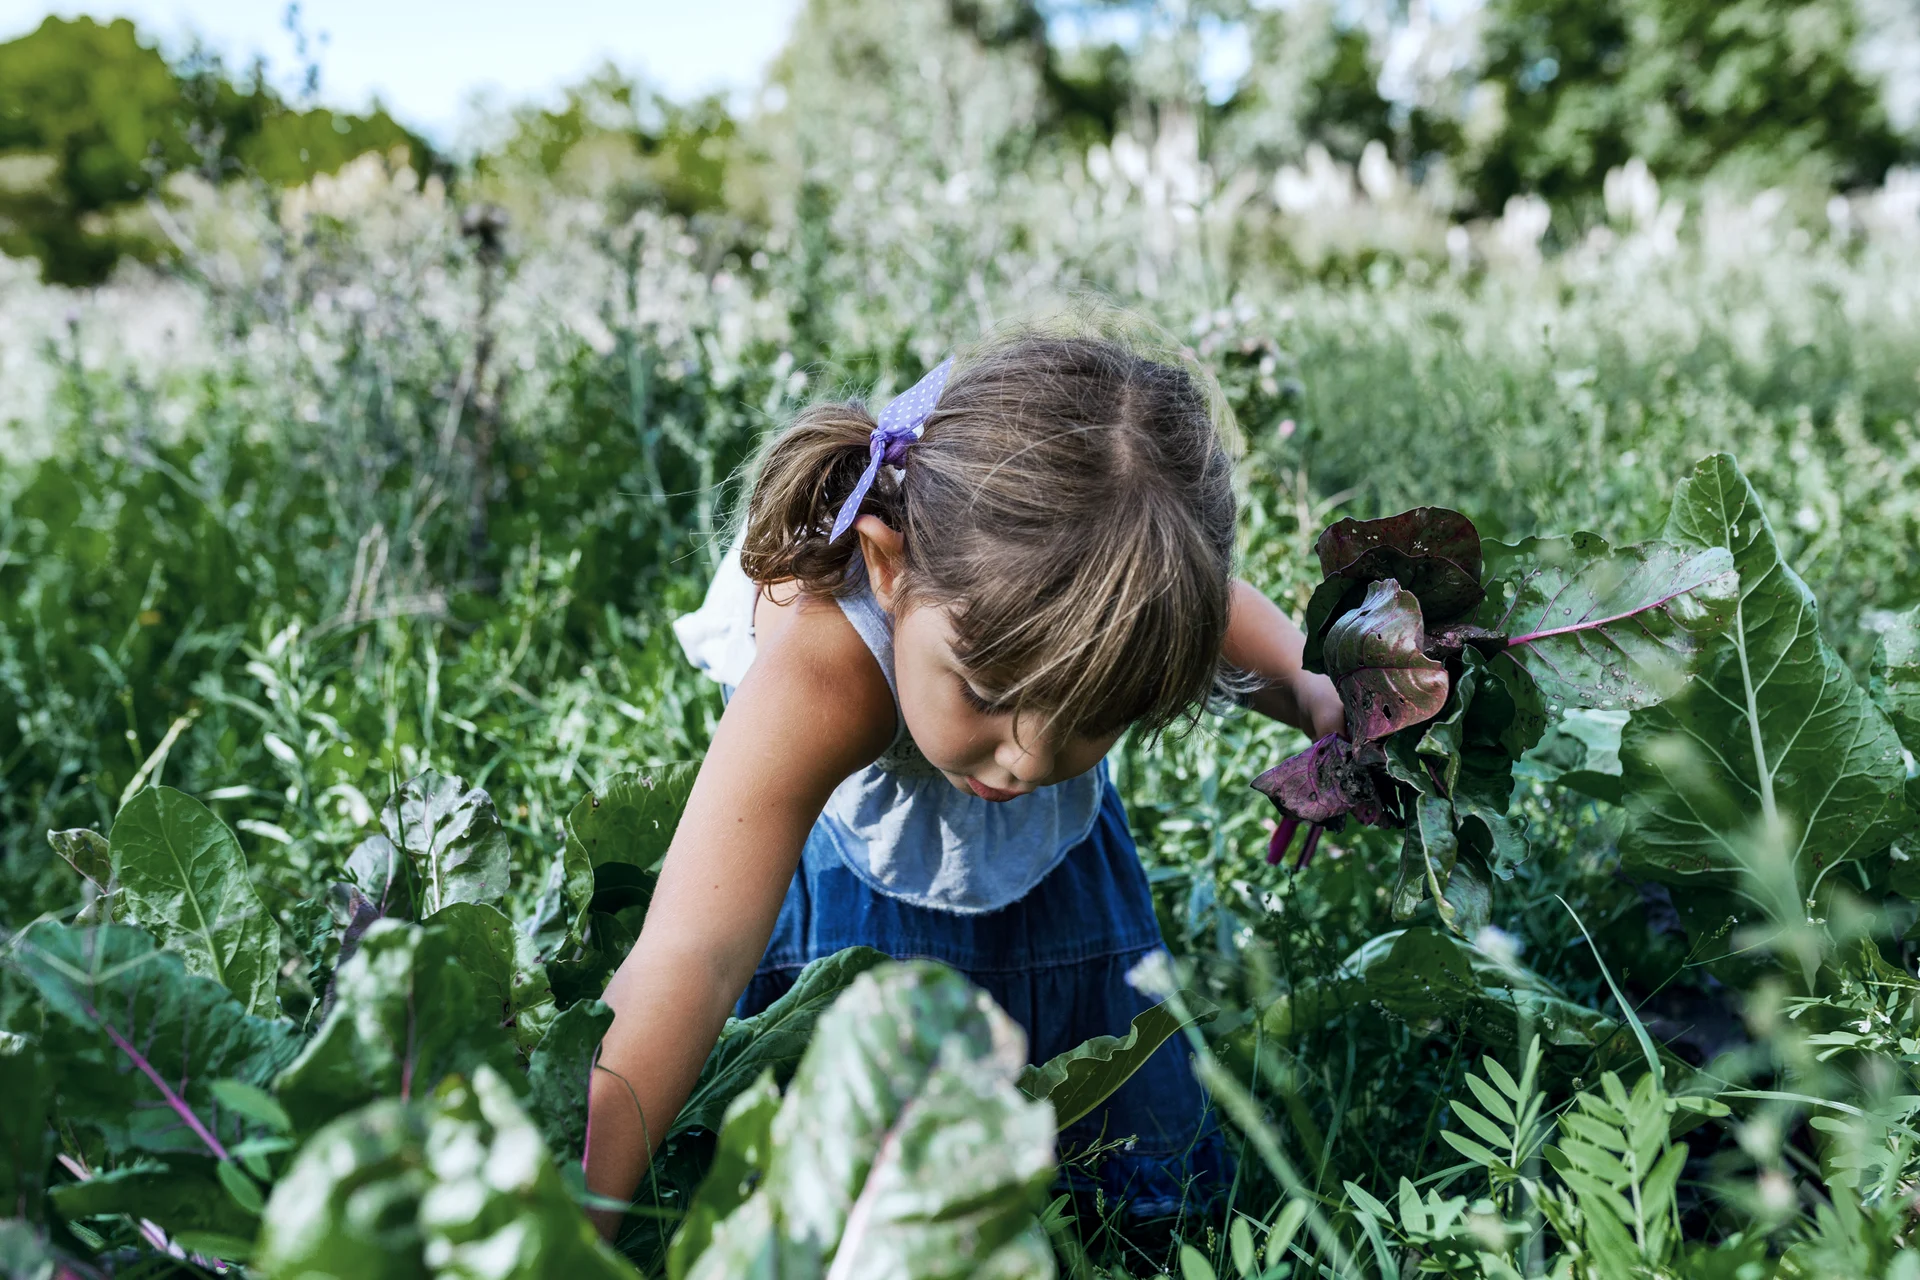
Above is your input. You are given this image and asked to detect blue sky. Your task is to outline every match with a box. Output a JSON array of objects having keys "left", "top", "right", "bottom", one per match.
[{"left": 0, "top": 1, "right": 805, "bottom": 142}]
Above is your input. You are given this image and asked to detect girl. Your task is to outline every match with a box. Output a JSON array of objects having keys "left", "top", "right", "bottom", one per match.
[{"left": 585, "top": 331, "right": 1344, "bottom": 1226}]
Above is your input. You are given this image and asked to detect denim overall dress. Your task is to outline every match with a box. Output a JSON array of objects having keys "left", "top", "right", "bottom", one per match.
[{"left": 673, "top": 542, "right": 1228, "bottom": 1217}]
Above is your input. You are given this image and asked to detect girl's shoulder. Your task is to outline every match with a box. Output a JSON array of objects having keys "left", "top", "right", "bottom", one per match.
[{"left": 735, "top": 584, "right": 896, "bottom": 772}]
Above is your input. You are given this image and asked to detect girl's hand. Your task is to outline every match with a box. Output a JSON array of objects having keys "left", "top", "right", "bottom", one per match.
[{"left": 1303, "top": 675, "right": 1346, "bottom": 741}]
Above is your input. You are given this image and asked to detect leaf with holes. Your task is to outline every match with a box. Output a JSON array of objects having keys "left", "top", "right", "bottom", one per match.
[
  {"left": 525, "top": 999, "right": 614, "bottom": 1162},
  {"left": 1619, "top": 455, "right": 1911, "bottom": 900},
  {"left": 1323, "top": 580, "right": 1451, "bottom": 744},
  {"left": 1477, "top": 533, "right": 1737, "bottom": 713},
  {"left": 46, "top": 828, "right": 111, "bottom": 891},
  {"left": 1251, "top": 734, "right": 1393, "bottom": 829},
  {"left": 1305, "top": 508, "right": 1485, "bottom": 672},
  {"left": 109, "top": 787, "right": 281, "bottom": 1016}
]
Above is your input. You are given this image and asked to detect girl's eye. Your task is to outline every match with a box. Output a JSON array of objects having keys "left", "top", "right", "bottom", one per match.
[{"left": 956, "top": 677, "right": 1010, "bottom": 716}]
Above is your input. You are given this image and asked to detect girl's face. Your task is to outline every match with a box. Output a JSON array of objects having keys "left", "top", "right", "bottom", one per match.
[{"left": 891, "top": 601, "right": 1119, "bottom": 802}]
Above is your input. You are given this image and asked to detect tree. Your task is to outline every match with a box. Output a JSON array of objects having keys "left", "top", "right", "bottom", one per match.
[
  {"left": 1468, "top": 0, "right": 1904, "bottom": 209},
  {"left": 0, "top": 16, "right": 424, "bottom": 284}
]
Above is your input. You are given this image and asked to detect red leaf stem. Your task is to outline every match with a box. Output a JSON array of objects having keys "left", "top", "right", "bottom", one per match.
[
  {"left": 95, "top": 1013, "right": 231, "bottom": 1162},
  {"left": 1266, "top": 817, "right": 1302, "bottom": 865},
  {"left": 1293, "top": 825, "right": 1325, "bottom": 872}
]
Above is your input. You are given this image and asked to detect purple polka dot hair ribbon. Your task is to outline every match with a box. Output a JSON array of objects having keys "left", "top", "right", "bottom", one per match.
[{"left": 828, "top": 356, "right": 954, "bottom": 542}]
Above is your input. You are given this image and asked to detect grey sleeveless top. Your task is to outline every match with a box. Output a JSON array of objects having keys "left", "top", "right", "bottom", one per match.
[{"left": 672, "top": 539, "right": 1106, "bottom": 914}]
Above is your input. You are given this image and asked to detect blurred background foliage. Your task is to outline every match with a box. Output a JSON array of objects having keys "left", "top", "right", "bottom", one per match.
[
  {"left": 4, "top": 0, "right": 1916, "bottom": 284},
  {"left": 0, "top": 14, "right": 424, "bottom": 283}
]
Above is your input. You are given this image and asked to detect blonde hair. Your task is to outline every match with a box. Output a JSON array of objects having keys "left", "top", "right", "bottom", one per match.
[{"left": 739, "top": 327, "right": 1237, "bottom": 738}]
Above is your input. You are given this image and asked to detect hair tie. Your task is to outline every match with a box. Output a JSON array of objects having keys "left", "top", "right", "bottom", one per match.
[{"left": 828, "top": 356, "right": 954, "bottom": 542}]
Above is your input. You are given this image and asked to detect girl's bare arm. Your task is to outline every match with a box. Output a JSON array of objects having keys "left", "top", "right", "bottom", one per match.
[
  {"left": 1223, "top": 579, "right": 1346, "bottom": 739},
  {"left": 583, "top": 598, "right": 894, "bottom": 1233}
]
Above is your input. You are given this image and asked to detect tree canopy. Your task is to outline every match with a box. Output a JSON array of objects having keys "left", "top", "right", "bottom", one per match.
[{"left": 0, "top": 16, "right": 423, "bottom": 283}]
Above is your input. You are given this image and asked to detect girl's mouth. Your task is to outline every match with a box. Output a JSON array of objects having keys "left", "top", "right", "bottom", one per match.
[{"left": 965, "top": 777, "right": 1027, "bottom": 803}]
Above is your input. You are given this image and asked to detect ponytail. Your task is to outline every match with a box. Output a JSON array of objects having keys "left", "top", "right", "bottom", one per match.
[{"left": 738, "top": 401, "right": 896, "bottom": 595}]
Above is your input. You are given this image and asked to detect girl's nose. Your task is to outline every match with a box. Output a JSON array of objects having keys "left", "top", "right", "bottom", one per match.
[{"left": 996, "top": 729, "right": 1055, "bottom": 786}]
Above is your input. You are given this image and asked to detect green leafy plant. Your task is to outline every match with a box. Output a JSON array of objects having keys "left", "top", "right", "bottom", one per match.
[{"left": 3, "top": 762, "right": 1191, "bottom": 1277}]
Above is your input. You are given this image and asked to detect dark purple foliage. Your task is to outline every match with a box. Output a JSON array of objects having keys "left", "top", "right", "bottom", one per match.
[
  {"left": 1316, "top": 507, "right": 1483, "bottom": 583},
  {"left": 1251, "top": 734, "right": 1391, "bottom": 828},
  {"left": 1322, "top": 580, "right": 1453, "bottom": 744}
]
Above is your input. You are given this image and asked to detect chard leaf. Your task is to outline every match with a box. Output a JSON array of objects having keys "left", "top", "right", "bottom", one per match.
[
  {"left": 526, "top": 999, "right": 613, "bottom": 1162},
  {"left": 525, "top": 853, "right": 571, "bottom": 961},
  {"left": 253, "top": 1093, "right": 431, "bottom": 1278},
  {"left": 1480, "top": 533, "right": 1738, "bottom": 712},
  {"left": 344, "top": 833, "right": 419, "bottom": 920},
  {"left": 422, "top": 901, "right": 555, "bottom": 1055},
  {"left": 1304, "top": 507, "right": 1485, "bottom": 671},
  {"left": 1323, "top": 580, "right": 1451, "bottom": 744},
  {"left": 1872, "top": 606, "right": 1920, "bottom": 813},
  {"left": 818, "top": 1052, "right": 1056, "bottom": 1280},
  {"left": 1620, "top": 455, "right": 1911, "bottom": 899},
  {"left": 257, "top": 1067, "right": 635, "bottom": 1280},
  {"left": 1016, "top": 989, "right": 1218, "bottom": 1129},
  {"left": 109, "top": 786, "right": 281, "bottom": 1016},
  {"left": 381, "top": 771, "right": 510, "bottom": 916},
  {"left": 563, "top": 765, "right": 700, "bottom": 948},
  {"left": 1390, "top": 795, "right": 1465, "bottom": 928},
  {"left": 1245, "top": 928, "right": 1679, "bottom": 1077},
  {"left": 0, "top": 1035, "right": 53, "bottom": 1220},
  {"left": 668, "top": 1069, "right": 783, "bottom": 1280},
  {"left": 46, "top": 828, "right": 110, "bottom": 890},
  {"left": 1519, "top": 709, "right": 1631, "bottom": 804},
  {"left": 673, "top": 946, "right": 889, "bottom": 1139},
  {"left": 418, "top": 1069, "right": 638, "bottom": 1279},
  {"left": 688, "top": 963, "right": 1053, "bottom": 1280},
  {"left": 273, "top": 917, "right": 520, "bottom": 1132},
  {"left": 0, "top": 1223, "right": 59, "bottom": 1278},
  {"left": 1251, "top": 734, "right": 1391, "bottom": 827},
  {"left": 1413, "top": 649, "right": 1532, "bottom": 880},
  {"left": 50, "top": 1158, "right": 259, "bottom": 1243},
  {"left": 9, "top": 923, "right": 300, "bottom": 1160}
]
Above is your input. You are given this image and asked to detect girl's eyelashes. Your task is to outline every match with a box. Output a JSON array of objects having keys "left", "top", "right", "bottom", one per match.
[{"left": 955, "top": 675, "right": 1011, "bottom": 716}]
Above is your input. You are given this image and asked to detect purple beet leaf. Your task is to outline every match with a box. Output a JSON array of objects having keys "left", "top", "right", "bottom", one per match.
[
  {"left": 1317, "top": 507, "right": 1483, "bottom": 578},
  {"left": 1316, "top": 508, "right": 1484, "bottom": 619},
  {"left": 1322, "top": 580, "right": 1453, "bottom": 743},
  {"left": 1251, "top": 734, "right": 1391, "bottom": 827},
  {"left": 1302, "top": 509, "right": 1490, "bottom": 674}
]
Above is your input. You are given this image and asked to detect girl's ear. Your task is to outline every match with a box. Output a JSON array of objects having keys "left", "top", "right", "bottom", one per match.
[{"left": 854, "top": 515, "right": 907, "bottom": 611}]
